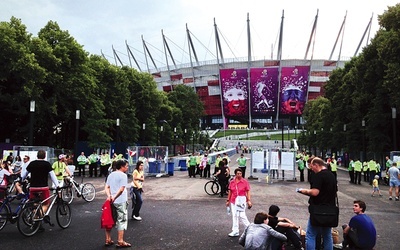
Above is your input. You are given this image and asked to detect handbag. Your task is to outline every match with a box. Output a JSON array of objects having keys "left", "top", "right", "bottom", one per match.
[
  {"left": 309, "top": 195, "right": 339, "bottom": 227},
  {"left": 235, "top": 195, "right": 246, "bottom": 211}
]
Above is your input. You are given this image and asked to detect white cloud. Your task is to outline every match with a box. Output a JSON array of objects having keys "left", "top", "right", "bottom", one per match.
[{"left": 1, "top": 0, "right": 398, "bottom": 68}]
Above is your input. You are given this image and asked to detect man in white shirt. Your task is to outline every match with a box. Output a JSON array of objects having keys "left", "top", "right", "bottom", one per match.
[
  {"left": 388, "top": 162, "right": 400, "bottom": 201},
  {"left": 104, "top": 159, "right": 131, "bottom": 247}
]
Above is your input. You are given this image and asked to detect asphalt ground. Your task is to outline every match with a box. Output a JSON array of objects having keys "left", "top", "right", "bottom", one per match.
[{"left": 1, "top": 153, "right": 399, "bottom": 249}]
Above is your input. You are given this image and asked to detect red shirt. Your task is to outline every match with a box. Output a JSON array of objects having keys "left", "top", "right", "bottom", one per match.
[{"left": 228, "top": 177, "right": 250, "bottom": 203}]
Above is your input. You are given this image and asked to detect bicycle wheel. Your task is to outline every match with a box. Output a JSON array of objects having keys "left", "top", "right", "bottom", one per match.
[
  {"left": 56, "top": 201, "right": 72, "bottom": 229},
  {"left": 204, "top": 181, "right": 219, "bottom": 195},
  {"left": 0, "top": 202, "right": 10, "bottom": 231},
  {"left": 61, "top": 186, "right": 74, "bottom": 204},
  {"left": 211, "top": 181, "right": 220, "bottom": 195},
  {"left": 81, "top": 183, "right": 96, "bottom": 202},
  {"left": 17, "top": 204, "right": 40, "bottom": 237}
]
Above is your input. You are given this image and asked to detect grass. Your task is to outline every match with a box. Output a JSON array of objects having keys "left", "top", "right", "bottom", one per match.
[{"left": 212, "top": 129, "right": 298, "bottom": 141}]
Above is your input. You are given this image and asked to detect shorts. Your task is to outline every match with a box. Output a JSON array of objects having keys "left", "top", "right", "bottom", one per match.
[
  {"left": 29, "top": 187, "right": 51, "bottom": 205},
  {"left": 113, "top": 202, "right": 128, "bottom": 231},
  {"left": 373, "top": 187, "right": 379, "bottom": 192},
  {"left": 389, "top": 180, "right": 399, "bottom": 187}
]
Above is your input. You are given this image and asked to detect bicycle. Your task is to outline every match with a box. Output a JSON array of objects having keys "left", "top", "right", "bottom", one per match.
[
  {"left": 17, "top": 186, "right": 72, "bottom": 237},
  {"left": 0, "top": 179, "right": 30, "bottom": 231},
  {"left": 204, "top": 176, "right": 221, "bottom": 195},
  {"left": 61, "top": 176, "right": 96, "bottom": 204}
]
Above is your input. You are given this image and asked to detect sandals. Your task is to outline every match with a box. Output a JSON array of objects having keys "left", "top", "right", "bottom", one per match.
[
  {"left": 116, "top": 241, "right": 132, "bottom": 248},
  {"left": 104, "top": 240, "right": 114, "bottom": 246}
]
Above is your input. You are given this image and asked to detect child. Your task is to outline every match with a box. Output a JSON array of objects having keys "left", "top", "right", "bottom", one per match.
[{"left": 371, "top": 175, "right": 382, "bottom": 197}]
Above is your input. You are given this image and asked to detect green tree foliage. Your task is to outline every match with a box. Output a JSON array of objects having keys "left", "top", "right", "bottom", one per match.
[
  {"left": 0, "top": 17, "right": 204, "bottom": 151},
  {"left": 0, "top": 17, "right": 46, "bottom": 143},
  {"left": 300, "top": 3, "right": 400, "bottom": 157}
]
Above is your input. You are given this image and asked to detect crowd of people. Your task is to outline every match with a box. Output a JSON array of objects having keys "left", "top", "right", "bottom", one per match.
[{"left": 3, "top": 148, "right": 390, "bottom": 249}]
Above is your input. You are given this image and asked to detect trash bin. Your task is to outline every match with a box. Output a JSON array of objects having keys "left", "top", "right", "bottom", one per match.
[
  {"left": 149, "top": 161, "right": 161, "bottom": 173},
  {"left": 179, "top": 159, "right": 187, "bottom": 171},
  {"left": 168, "top": 162, "right": 174, "bottom": 176}
]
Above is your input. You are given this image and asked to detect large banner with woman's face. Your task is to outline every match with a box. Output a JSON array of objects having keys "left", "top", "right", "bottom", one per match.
[
  {"left": 250, "top": 67, "right": 279, "bottom": 115},
  {"left": 220, "top": 69, "right": 249, "bottom": 117},
  {"left": 279, "top": 66, "right": 310, "bottom": 115}
]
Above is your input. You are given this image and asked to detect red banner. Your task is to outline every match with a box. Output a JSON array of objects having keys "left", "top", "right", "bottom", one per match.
[{"left": 220, "top": 69, "right": 249, "bottom": 117}]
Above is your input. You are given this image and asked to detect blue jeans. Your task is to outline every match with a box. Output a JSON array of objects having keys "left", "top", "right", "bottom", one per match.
[
  {"left": 306, "top": 218, "right": 333, "bottom": 250},
  {"left": 131, "top": 187, "right": 143, "bottom": 217}
]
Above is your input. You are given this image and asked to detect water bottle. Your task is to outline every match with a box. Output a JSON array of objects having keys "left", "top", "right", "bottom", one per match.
[{"left": 227, "top": 206, "right": 231, "bottom": 215}]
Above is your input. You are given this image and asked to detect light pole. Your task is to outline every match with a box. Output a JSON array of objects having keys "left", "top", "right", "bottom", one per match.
[
  {"left": 314, "top": 130, "right": 317, "bottom": 156},
  {"left": 116, "top": 118, "right": 120, "bottom": 142},
  {"left": 28, "top": 100, "right": 35, "bottom": 145},
  {"left": 142, "top": 123, "right": 146, "bottom": 145},
  {"left": 192, "top": 131, "right": 195, "bottom": 153},
  {"left": 173, "top": 127, "right": 177, "bottom": 156},
  {"left": 343, "top": 124, "right": 347, "bottom": 168},
  {"left": 281, "top": 121, "right": 284, "bottom": 149},
  {"left": 362, "top": 119, "right": 366, "bottom": 161},
  {"left": 392, "top": 107, "right": 397, "bottom": 150},
  {"left": 184, "top": 129, "right": 187, "bottom": 154},
  {"left": 75, "top": 110, "right": 80, "bottom": 166},
  {"left": 160, "top": 125, "right": 163, "bottom": 146}
]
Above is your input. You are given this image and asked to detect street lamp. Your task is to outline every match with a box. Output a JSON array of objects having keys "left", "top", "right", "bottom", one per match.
[
  {"left": 184, "top": 129, "right": 187, "bottom": 154},
  {"left": 173, "top": 127, "right": 177, "bottom": 156},
  {"left": 362, "top": 119, "right": 366, "bottom": 161},
  {"left": 392, "top": 107, "right": 397, "bottom": 150},
  {"left": 75, "top": 110, "right": 80, "bottom": 166},
  {"left": 192, "top": 131, "right": 196, "bottom": 153},
  {"left": 343, "top": 124, "right": 347, "bottom": 168},
  {"left": 116, "top": 118, "right": 120, "bottom": 142},
  {"left": 160, "top": 125, "right": 163, "bottom": 146},
  {"left": 314, "top": 130, "right": 317, "bottom": 156},
  {"left": 28, "top": 100, "right": 35, "bottom": 145},
  {"left": 142, "top": 123, "right": 146, "bottom": 145}
]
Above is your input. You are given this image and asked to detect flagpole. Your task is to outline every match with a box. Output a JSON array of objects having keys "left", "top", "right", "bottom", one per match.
[
  {"left": 275, "top": 10, "right": 284, "bottom": 126},
  {"left": 247, "top": 13, "right": 252, "bottom": 129},
  {"left": 215, "top": 18, "right": 226, "bottom": 136}
]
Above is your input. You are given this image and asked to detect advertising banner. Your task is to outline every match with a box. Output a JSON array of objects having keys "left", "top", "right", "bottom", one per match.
[
  {"left": 279, "top": 66, "right": 310, "bottom": 115},
  {"left": 220, "top": 69, "right": 249, "bottom": 117},
  {"left": 250, "top": 67, "right": 279, "bottom": 115}
]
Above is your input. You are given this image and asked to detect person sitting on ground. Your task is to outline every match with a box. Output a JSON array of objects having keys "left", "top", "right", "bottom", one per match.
[
  {"left": 342, "top": 200, "right": 376, "bottom": 250},
  {"left": 267, "top": 205, "right": 303, "bottom": 250},
  {"left": 239, "top": 212, "right": 287, "bottom": 250}
]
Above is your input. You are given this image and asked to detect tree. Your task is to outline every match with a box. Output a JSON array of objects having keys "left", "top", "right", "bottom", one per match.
[{"left": 0, "top": 17, "right": 46, "bottom": 144}]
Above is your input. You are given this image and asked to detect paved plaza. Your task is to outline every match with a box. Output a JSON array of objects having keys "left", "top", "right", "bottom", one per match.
[{"left": 1, "top": 153, "right": 399, "bottom": 249}]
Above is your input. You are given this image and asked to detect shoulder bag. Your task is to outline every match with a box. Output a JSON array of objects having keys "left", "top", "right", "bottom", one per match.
[{"left": 309, "top": 194, "right": 339, "bottom": 227}]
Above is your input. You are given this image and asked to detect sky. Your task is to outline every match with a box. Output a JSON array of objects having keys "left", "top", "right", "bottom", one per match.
[{"left": 1, "top": 0, "right": 398, "bottom": 70}]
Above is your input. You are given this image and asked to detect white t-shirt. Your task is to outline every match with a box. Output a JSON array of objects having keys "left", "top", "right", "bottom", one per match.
[
  {"left": 0, "top": 169, "right": 11, "bottom": 186},
  {"left": 106, "top": 170, "right": 128, "bottom": 204},
  {"left": 388, "top": 167, "right": 400, "bottom": 181}
]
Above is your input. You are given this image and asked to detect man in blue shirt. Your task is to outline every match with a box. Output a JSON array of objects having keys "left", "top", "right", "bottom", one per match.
[{"left": 342, "top": 200, "right": 376, "bottom": 250}]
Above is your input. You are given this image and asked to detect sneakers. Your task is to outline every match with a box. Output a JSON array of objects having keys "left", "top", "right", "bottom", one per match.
[
  {"left": 132, "top": 215, "right": 142, "bottom": 221},
  {"left": 389, "top": 196, "right": 393, "bottom": 200},
  {"left": 16, "top": 193, "right": 25, "bottom": 200},
  {"left": 228, "top": 231, "right": 239, "bottom": 237},
  {"left": 396, "top": 197, "right": 399, "bottom": 201}
]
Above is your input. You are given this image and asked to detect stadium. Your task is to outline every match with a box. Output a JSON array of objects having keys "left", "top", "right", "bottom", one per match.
[{"left": 106, "top": 12, "right": 373, "bottom": 130}]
